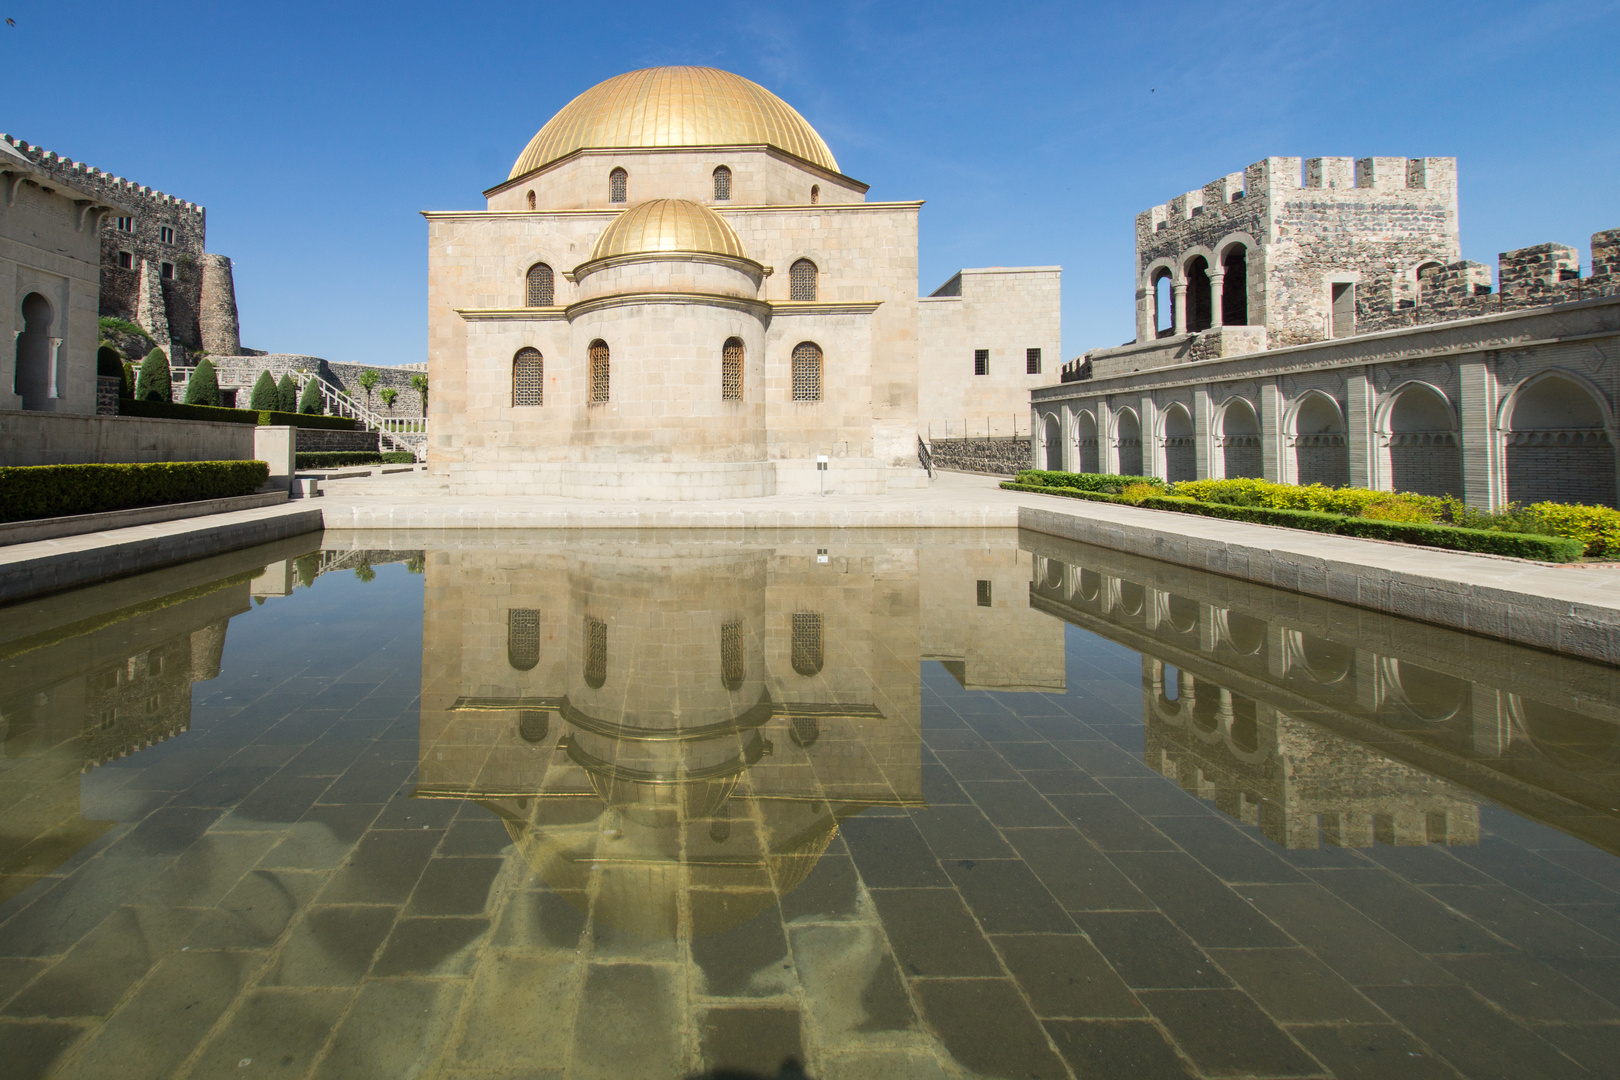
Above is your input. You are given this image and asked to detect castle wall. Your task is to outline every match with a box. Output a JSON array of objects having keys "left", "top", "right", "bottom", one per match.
[
  {"left": 487, "top": 146, "right": 865, "bottom": 213},
  {"left": 918, "top": 267, "right": 1060, "bottom": 440},
  {"left": 1035, "top": 294, "right": 1620, "bottom": 509}
]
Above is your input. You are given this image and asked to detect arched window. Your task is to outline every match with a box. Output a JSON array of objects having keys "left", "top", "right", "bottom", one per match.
[
  {"left": 14, "top": 292, "right": 56, "bottom": 411},
  {"left": 608, "top": 168, "right": 627, "bottom": 204},
  {"left": 791, "top": 612, "right": 824, "bottom": 676},
  {"left": 1219, "top": 398, "right": 1263, "bottom": 479},
  {"left": 584, "top": 616, "right": 607, "bottom": 689},
  {"left": 1163, "top": 404, "right": 1196, "bottom": 483},
  {"left": 526, "top": 263, "right": 554, "bottom": 307},
  {"left": 1185, "top": 256, "right": 1213, "bottom": 333},
  {"left": 1116, "top": 408, "right": 1143, "bottom": 476},
  {"left": 508, "top": 609, "right": 539, "bottom": 671},
  {"left": 513, "top": 348, "right": 543, "bottom": 407},
  {"left": 1152, "top": 270, "right": 1174, "bottom": 337},
  {"left": 721, "top": 337, "right": 744, "bottom": 401},
  {"left": 810, "top": 185, "right": 820, "bottom": 205},
  {"left": 589, "top": 340, "right": 610, "bottom": 403},
  {"left": 789, "top": 259, "right": 818, "bottom": 301},
  {"left": 720, "top": 620, "right": 744, "bottom": 691},
  {"left": 526, "top": 190, "right": 536, "bottom": 210},
  {"left": 1505, "top": 374, "right": 1616, "bottom": 507},
  {"left": 1416, "top": 261, "right": 1444, "bottom": 303},
  {"left": 713, "top": 165, "right": 732, "bottom": 201},
  {"left": 1221, "top": 246, "right": 1248, "bottom": 326},
  {"left": 517, "top": 710, "right": 550, "bottom": 743},
  {"left": 791, "top": 342, "right": 822, "bottom": 402}
]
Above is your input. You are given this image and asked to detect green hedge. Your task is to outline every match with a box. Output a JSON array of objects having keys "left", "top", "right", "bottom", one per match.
[
  {"left": 117, "top": 399, "right": 358, "bottom": 430},
  {"left": 1015, "top": 469, "right": 1165, "bottom": 493},
  {"left": 294, "top": 451, "right": 417, "bottom": 469},
  {"left": 0, "top": 461, "right": 271, "bottom": 523},
  {"left": 1001, "top": 481, "right": 1586, "bottom": 562}
]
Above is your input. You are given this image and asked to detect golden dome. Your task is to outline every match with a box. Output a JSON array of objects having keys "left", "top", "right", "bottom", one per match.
[
  {"left": 589, "top": 199, "right": 748, "bottom": 262},
  {"left": 510, "top": 66, "right": 839, "bottom": 179}
]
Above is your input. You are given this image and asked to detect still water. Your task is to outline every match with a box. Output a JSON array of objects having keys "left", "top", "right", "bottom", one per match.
[{"left": 3, "top": 529, "right": 1620, "bottom": 1079}]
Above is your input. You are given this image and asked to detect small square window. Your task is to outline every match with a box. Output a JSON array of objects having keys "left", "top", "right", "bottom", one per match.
[
  {"left": 973, "top": 349, "right": 989, "bottom": 376},
  {"left": 161, "top": 262, "right": 174, "bottom": 280},
  {"left": 1026, "top": 348, "right": 1042, "bottom": 375},
  {"left": 115, "top": 216, "right": 133, "bottom": 232},
  {"left": 159, "top": 225, "right": 174, "bottom": 244},
  {"left": 976, "top": 580, "right": 992, "bottom": 607},
  {"left": 118, "top": 250, "right": 134, "bottom": 269}
]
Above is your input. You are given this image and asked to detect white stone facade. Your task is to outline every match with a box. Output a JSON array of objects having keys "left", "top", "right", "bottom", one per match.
[{"left": 426, "top": 68, "right": 1059, "bottom": 499}]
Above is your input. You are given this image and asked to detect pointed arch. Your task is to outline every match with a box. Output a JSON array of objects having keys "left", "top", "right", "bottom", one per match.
[
  {"left": 1287, "top": 390, "right": 1348, "bottom": 487},
  {"left": 1380, "top": 381, "right": 1460, "bottom": 497},
  {"left": 1162, "top": 402, "right": 1196, "bottom": 482},
  {"left": 1501, "top": 369, "right": 1617, "bottom": 507},
  {"left": 1075, "top": 409, "right": 1099, "bottom": 473},
  {"left": 1217, "top": 396, "right": 1262, "bottom": 479}
]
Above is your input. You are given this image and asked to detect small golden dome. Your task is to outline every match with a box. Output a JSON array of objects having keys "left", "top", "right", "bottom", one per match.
[
  {"left": 590, "top": 199, "right": 748, "bottom": 262},
  {"left": 510, "top": 66, "right": 839, "bottom": 179}
]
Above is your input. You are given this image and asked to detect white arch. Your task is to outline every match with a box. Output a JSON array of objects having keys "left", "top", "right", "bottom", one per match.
[
  {"left": 1283, "top": 389, "right": 1346, "bottom": 434},
  {"left": 1376, "top": 380, "right": 1457, "bottom": 435},
  {"left": 1180, "top": 244, "right": 1216, "bottom": 273},
  {"left": 1213, "top": 232, "right": 1258, "bottom": 263},
  {"left": 1215, "top": 395, "right": 1260, "bottom": 436},
  {"left": 1497, "top": 367, "right": 1616, "bottom": 437},
  {"left": 1159, "top": 400, "right": 1194, "bottom": 439},
  {"left": 1142, "top": 256, "right": 1178, "bottom": 288}
]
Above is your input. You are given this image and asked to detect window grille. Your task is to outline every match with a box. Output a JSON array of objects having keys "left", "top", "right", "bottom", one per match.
[
  {"left": 589, "top": 341, "right": 610, "bottom": 402},
  {"left": 789, "top": 259, "right": 818, "bottom": 301},
  {"left": 609, "top": 168, "right": 627, "bottom": 203},
  {"left": 517, "top": 709, "right": 550, "bottom": 743},
  {"left": 791, "top": 342, "right": 822, "bottom": 402},
  {"left": 584, "top": 616, "right": 608, "bottom": 689},
  {"left": 720, "top": 620, "right": 744, "bottom": 691},
  {"left": 1026, "top": 348, "right": 1042, "bottom": 374},
  {"left": 713, "top": 166, "right": 732, "bottom": 201},
  {"left": 721, "top": 338, "right": 744, "bottom": 400},
  {"left": 508, "top": 609, "right": 540, "bottom": 670},
  {"left": 159, "top": 225, "right": 174, "bottom": 244},
  {"left": 977, "top": 580, "right": 993, "bottom": 607},
  {"left": 791, "top": 612, "right": 824, "bottom": 676},
  {"left": 526, "top": 263, "right": 554, "bottom": 307},
  {"left": 513, "top": 348, "right": 543, "bottom": 407},
  {"left": 526, "top": 190, "right": 536, "bottom": 210},
  {"left": 974, "top": 349, "right": 989, "bottom": 376},
  {"left": 118, "top": 251, "right": 133, "bottom": 269}
]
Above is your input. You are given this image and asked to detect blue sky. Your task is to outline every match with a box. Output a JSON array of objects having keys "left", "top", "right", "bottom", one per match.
[{"left": 6, "top": 0, "right": 1617, "bottom": 365}]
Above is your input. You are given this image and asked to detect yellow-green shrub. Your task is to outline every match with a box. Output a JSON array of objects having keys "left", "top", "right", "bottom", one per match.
[{"left": 1523, "top": 502, "right": 1620, "bottom": 557}]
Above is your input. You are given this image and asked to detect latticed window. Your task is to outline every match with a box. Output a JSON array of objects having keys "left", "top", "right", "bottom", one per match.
[
  {"left": 791, "top": 612, "right": 824, "bottom": 677},
  {"left": 977, "top": 580, "right": 993, "bottom": 607},
  {"left": 589, "top": 341, "right": 610, "bottom": 403},
  {"left": 791, "top": 342, "right": 822, "bottom": 402},
  {"left": 526, "top": 263, "right": 553, "bottom": 307},
  {"left": 508, "top": 609, "right": 539, "bottom": 671},
  {"left": 513, "top": 349, "right": 543, "bottom": 407},
  {"left": 713, "top": 166, "right": 732, "bottom": 201},
  {"left": 974, "top": 349, "right": 989, "bottom": 376},
  {"left": 789, "top": 259, "right": 818, "bottom": 301},
  {"left": 609, "top": 168, "right": 627, "bottom": 203},
  {"left": 1026, "top": 348, "right": 1042, "bottom": 375},
  {"left": 584, "top": 616, "right": 607, "bottom": 689},
  {"left": 721, "top": 338, "right": 744, "bottom": 401},
  {"left": 720, "top": 620, "right": 744, "bottom": 691}
]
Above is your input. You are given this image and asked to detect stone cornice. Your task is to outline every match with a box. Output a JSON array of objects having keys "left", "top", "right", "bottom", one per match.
[
  {"left": 455, "top": 294, "right": 883, "bottom": 322},
  {"left": 1037, "top": 294, "right": 1620, "bottom": 402},
  {"left": 423, "top": 200, "right": 925, "bottom": 221},
  {"left": 566, "top": 249, "right": 765, "bottom": 282},
  {"left": 484, "top": 144, "right": 872, "bottom": 200}
]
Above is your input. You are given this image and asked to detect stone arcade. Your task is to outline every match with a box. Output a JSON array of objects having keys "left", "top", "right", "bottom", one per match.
[
  {"left": 426, "top": 66, "right": 1060, "bottom": 499},
  {"left": 1036, "top": 156, "right": 1620, "bottom": 509}
]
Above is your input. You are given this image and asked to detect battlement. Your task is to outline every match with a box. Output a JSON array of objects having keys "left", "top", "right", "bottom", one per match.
[
  {"left": 1, "top": 134, "right": 206, "bottom": 218},
  {"left": 1358, "top": 228, "right": 1620, "bottom": 332},
  {"left": 1139, "top": 156, "right": 1457, "bottom": 235}
]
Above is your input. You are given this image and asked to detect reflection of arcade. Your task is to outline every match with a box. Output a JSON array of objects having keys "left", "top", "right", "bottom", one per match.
[
  {"left": 1025, "top": 536, "right": 1620, "bottom": 854},
  {"left": 415, "top": 542, "right": 922, "bottom": 937},
  {"left": 0, "top": 574, "right": 247, "bottom": 903}
]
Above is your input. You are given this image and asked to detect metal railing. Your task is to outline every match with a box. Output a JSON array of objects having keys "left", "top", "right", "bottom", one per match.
[
  {"left": 917, "top": 435, "right": 935, "bottom": 479},
  {"left": 290, "top": 371, "right": 426, "bottom": 460}
]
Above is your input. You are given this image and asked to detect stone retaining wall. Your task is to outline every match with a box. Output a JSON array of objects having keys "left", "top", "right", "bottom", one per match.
[
  {"left": 0, "top": 409, "right": 255, "bottom": 466},
  {"left": 928, "top": 437, "right": 1032, "bottom": 477},
  {"left": 295, "top": 428, "right": 380, "bottom": 453}
]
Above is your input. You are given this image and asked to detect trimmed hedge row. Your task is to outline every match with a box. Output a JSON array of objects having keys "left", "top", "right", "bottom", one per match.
[
  {"left": 118, "top": 399, "right": 358, "bottom": 430},
  {"left": 1001, "top": 481, "right": 1586, "bottom": 562},
  {"left": 294, "top": 451, "right": 416, "bottom": 469},
  {"left": 1015, "top": 469, "right": 1165, "bottom": 493},
  {"left": 0, "top": 461, "right": 271, "bottom": 524}
]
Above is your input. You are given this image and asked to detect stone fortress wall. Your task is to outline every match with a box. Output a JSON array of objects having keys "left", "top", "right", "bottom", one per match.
[{"left": 1036, "top": 154, "right": 1620, "bottom": 510}]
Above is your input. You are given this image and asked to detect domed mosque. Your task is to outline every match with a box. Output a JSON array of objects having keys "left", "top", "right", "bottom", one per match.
[{"left": 425, "top": 66, "right": 1060, "bottom": 498}]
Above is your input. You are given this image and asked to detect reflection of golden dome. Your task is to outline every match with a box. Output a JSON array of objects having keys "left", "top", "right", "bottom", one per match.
[
  {"left": 510, "top": 66, "right": 839, "bottom": 179},
  {"left": 589, "top": 199, "right": 747, "bottom": 262}
]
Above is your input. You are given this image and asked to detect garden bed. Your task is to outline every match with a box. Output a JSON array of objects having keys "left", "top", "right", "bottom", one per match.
[{"left": 1002, "top": 471, "right": 1608, "bottom": 562}]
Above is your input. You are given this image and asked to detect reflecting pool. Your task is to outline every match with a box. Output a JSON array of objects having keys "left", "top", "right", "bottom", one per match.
[{"left": 3, "top": 528, "right": 1620, "bottom": 1079}]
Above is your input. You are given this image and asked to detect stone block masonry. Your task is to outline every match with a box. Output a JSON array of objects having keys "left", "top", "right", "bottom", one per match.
[{"left": 928, "top": 436, "right": 1032, "bottom": 477}]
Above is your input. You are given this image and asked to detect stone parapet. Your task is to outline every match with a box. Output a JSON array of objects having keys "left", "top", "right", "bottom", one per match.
[{"left": 927, "top": 437, "right": 1032, "bottom": 477}]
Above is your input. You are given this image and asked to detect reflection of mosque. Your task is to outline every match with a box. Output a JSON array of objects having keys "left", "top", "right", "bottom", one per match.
[
  {"left": 1025, "top": 536, "right": 1620, "bottom": 854},
  {"left": 414, "top": 537, "right": 1064, "bottom": 936},
  {"left": 0, "top": 575, "right": 245, "bottom": 902}
]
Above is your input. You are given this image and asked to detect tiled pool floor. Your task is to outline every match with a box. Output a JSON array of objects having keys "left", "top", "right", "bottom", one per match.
[{"left": 1, "top": 531, "right": 1618, "bottom": 1079}]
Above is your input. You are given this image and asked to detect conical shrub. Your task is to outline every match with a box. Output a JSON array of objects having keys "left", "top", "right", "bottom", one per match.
[
  {"left": 276, "top": 373, "right": 298, "bottom": 414},
  {"left": 122, "top": 362, "right": 136, "bottom": 398},
  {"left": 97, "top": 344, "right": 128, "bottom": 397},
  {"left": 248, "top": 370, "right": 278, "bottom": 411},
  {"left": 135, "top": 348, "right": 172, "bottom": 402},
  {"left": 184, "top": 357, "right": 221, "bottom": 406},
  {"left": 297, "top": 376, "right": 325, "bottom": 414}
]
